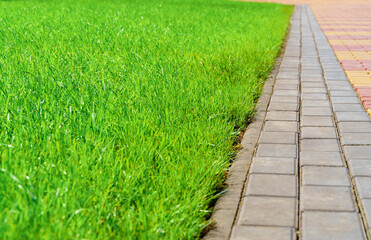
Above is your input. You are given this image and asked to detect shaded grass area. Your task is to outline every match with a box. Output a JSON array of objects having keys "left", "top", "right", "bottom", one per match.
[{"left": 0, "top": 0, "right": 292, "bottom": 239}]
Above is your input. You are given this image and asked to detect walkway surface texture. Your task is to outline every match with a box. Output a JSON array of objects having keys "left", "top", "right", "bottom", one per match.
[{"left": 206, "top": 2, "right": 371, "bottom": 240}]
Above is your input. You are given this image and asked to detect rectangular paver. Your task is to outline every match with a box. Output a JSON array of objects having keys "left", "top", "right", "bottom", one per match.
[
  {"left": 245, "top": 174, "right": 297, "bottom": 197},
  {"left": 301, "top": 139, "right": 339, "bottom": 152},
  {"left": 250, "top": 157, "right": 296, "bottom": 175},
  {"left": 300, "top": 151, "right": 343, "bottom": 166},
  {"left": 266, "top": 111, "right": 298, "bottom": 121},
  {"left": 238, "top": 196, "right": 297, "bottom": 227},
  {"left": 264, "top": 121, "right": 298, "bottom": 132},
  {"left": 302, "top": 166, "right": 351, "bottom": 186},
  {"left": 301, "top": 186, "right": 355, "bottom": 211},
  {"left": 256, "top": 144, "right": 297, "bottom": 158},
  {"left": 231, "top": 226, "right": 294, "bottom": 240},
  {"left": 259, "top": 132, "right": 297, "bottom": 144},
  {"left": 301, "top": 126, "right": 337, "bottom": 139},
  {"left": 302, "top": 212, "right": 364, "bottom": 240}
]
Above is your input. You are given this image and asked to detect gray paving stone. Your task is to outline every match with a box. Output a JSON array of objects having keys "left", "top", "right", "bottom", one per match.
[
  {"left": 264, "top": 121, "right": 298, "bottom": 132},
  {"left": 275, "top": 84, "right": 299, "bottom": 90},
  {"left": 259, "top": 132, "right": 297, "bottom": 144},
  {"left": 331, "top": 96, "right": 360, "bottom": 104},
  {"left": 302, "top": 88, "right": 327, "bottom": 93},
  {"left": 301, "top": 186, "right": 355, "bottom": 211},
  {"left": 302, "top": 93, "right": 328, "bottom": 100},
  {"left": 276, "top": 79, "right": 299, "bottom": 85},
  {"left": 301, "top": 139, "right": 339, "bottom": 152},
  {"left": 354, "top": 177, "right": 371, "bottom": 199},
  {"left": 302, "top": 212, "right": 365, "bottom": 240},
  {"left": 327, "top": 85, "right": 354, "bottom": 91},
  {"left": 301, "top": 82, "right": 325, "bottom": 88},
  {"left": 301, "top": 116, "right": 334, "bottom": 127},
  {"left": 245, "top": 174, "right": 296, "bottom": 197},
  {"left": 336, "top": 112, "right": 370, "bottom": 122},
  {"left": 301, "top": 77, "right": 323, "bottom": 83},
  {"left": 270, "top": 96, "right": 298, "bottom": 103},
  {"left": 330, "top": 91, "right": 358, "bottom": 97},
  {"left": 266, "top": 111, "right": 298, "bottom": 121},
  {"left": 238, "top": 196, "right": 296, "bottom": 227},
  {"left": 300, "top": 151, "right": 343, "bottom": 166},
  {"left": 332, "top": 104, "right": 364, "bottom": 112},
  {"left": 231, "top": 226, "right": 294, "bottom": 240},
  {"left": 256, "top": 144, "right": 297, "bottom": 158},
  {"left": 277, "top": 72, "right": 299, "bottom": 79},
  {"left": 302, "top": 107, "right": 333, "bottom": 116},
  {"left": 301, "top": 127, "right": 337, "bottom": 139},
  {"left": 302, "top": 100, "right": 330, "bottom": 107},
  {"left": 326, "top": 81, "right": 352, "bottom": 87},
  {"left": 341, "top": 133, "right": 371, "bottom": 145},
  {"left": 348, "top": 160, "right": 371, "bottom": 177},
  {"left": 302, "top": 166, "right": 350, "bottom": 186},
  {"left": 250, "top": 157, "right": 296, "bottom": 175},
  {"left": 268, "top": 102, "right": 299, "bottom": 112},
  {"left": 273, "top": 90, "right": 300, "bottom": 96},
  {"left": 338, "top": 122, "right": 371, "bottom": 133},
  {"left": 360, "top": 199, "right": 371, "bottom": 230},
  {"left": 344, "top": 146, "right": 371, "bottom": 159}
]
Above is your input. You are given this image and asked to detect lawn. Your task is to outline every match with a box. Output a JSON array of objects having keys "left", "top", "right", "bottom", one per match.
[{"left": 0, "top": 0, "right": 292, "bottom": 239}]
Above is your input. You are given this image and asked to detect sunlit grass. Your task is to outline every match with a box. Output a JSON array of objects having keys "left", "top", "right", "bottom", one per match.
[{"left": 0, "top": 0, "right": 292, "bottom": 239}]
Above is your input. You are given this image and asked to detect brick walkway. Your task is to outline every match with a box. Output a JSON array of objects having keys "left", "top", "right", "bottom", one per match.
[
  {"left": 230, "top": 5, "right": 371, "bottom": 239},
  {"left": 206, "top": 4, "right": 371, "bottom": 240}
]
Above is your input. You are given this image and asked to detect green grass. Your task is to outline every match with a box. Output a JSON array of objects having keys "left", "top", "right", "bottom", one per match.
[{"left": 0, "top": 0, "right": 292, "bottom": 239}]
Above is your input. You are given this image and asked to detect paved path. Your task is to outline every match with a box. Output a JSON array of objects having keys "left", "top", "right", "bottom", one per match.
[
  {"left": 228, "top": 5, "right": 371, "bottom": 240},
  {"left": 252, "top": 0, "right": 371, "bottom": 116}
]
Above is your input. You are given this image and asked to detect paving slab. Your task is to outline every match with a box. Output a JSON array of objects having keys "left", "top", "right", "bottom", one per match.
[
  {"left": 266, "top": 111, "right": 298, "bottom": 121},
  {"left": 338, "top": 122, "right": 371, "bottom": 133},
  {"left": 332, "top": 104, "right": 365, "bottom": 112},
  {"left": 255, "top": 144, "right": 297, "bottom": 158},
  {"left": 302, "top": 166, "right": 350, "bottom": 186},
  {"left": 348, "top": 160, "right": 371, "bottom": 177},
  {"left": 268, "top": 102, "right": 299, "bottom": 112},
  {"left": 302, "top": 106, "right": 333, "bottom": 116},
  {"left": 301, "top": 186, "right": 355, "bottom": 211},
  {"left": 263, "top": 121, "right": 298, "bottom": 132},
  {"left": 301, "top": 139, "right": 339, "bottom": 152},
  {"left": 302, "top": 212, "right": 365, "bottom": 240},
  {"left": 237, "top": 196, "right": 297, "bottom": 227},
  {"left": 231, "top": 226, "right": 294, "bottom": 240},
  {"left": 250, "top": 157, "right": 296, "bottom": 175},
  {"left": 301, "top": 126, "right": 337, "bottom": 139},
  {"left": 341, "top": 133, "right": 371, "bottom": 145},
  {"left": 344, "top": 146, "right": 371, "bottom": 159},
  {"left": 301, "top": 116, "right": 334, "bottom": 127},
  {"left": 336, "top": 112, "right": 370, "bottom": 122},
  {"left": 354, "top": 177, "right": 371, "bottom": 199},
  {"left": 300, "top": 151, "right": 343, "bottom": 166},
  {"left": 259, "top": 132, "right": 297, "bottom": 144},
  {"left": 301, "top": 99, "right": 330, "bottom": 107},
  {"left": 245, "top": 174, "right": 297, "bottom": 197}
]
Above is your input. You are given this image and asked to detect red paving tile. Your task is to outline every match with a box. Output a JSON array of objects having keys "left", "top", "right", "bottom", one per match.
[{"left": 332, "top": 45, "right": 371, "bottom": 51}]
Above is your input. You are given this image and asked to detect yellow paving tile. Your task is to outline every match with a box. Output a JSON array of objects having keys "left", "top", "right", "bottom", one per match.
[
  {"left": 349, "top": 77, "right": 371, "bottom": 80},
  {"left": 346, "top": 71, "right": 371, "bottom": 77},
  {"left": 329, "top": 40, "right": 371, "bottom": 45},
  {"left": 335, "top": 51, "right": 371, "bottom": 60},
  {"left": 324, "top": 31, "right": 371, "bottom": 36}
]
